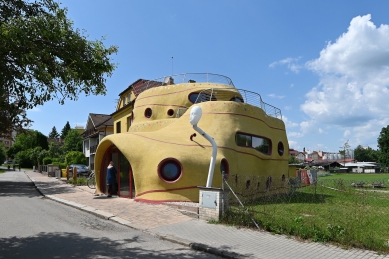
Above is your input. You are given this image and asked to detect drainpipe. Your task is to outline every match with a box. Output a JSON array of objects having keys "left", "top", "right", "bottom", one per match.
[{"left": 189, "top": 106, "right": 217, "bottom": 188}]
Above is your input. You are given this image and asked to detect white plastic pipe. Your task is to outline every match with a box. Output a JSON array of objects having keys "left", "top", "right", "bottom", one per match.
[
  {"left": 193, "top": 125, "right": 217, "bottom": 187},
  {"left": 189, "top": 106, "right": 217, "bottom": 188}
]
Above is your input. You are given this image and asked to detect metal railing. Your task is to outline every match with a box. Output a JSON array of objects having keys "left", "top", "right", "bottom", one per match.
[
  {"left": 176, "top": 108, "right": 188, "bottom": 118},
  {"left": 194, "top": 88, "right": 282, "bottom": 119},
  {"left": 82, "top": 128, "right": 98, "bottom": 138},
  {"left": 133, "top": 73, "right": 235, "bottom": 96}
]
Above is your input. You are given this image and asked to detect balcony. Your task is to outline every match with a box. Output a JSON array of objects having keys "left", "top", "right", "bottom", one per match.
[
  {"left": 132, "top": 73, "right": 235, "bottom": 96},
  {"left": 90, "top": 144, "right": 98, "bottom": 154},
  {"left": 82, "top": 128, "right": 98, "bottom": 138},
  {"left": 194, "top": 88, "right": 282, "bottom": 119}
]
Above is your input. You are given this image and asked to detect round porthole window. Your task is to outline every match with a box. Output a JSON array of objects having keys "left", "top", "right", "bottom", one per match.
[
  {"left": 278, "top": 142, "right": 284, "bottom": 156},
  {"left": 158, "top": 158, "right": 183, "bottom": 183},
  {"left": 167, "top": 109, "right": 174, "bottom": 117},
  {"left": 145, "top": 108, "right": 152, "bottom": 118},
  {"left": 220, "top": 158, "right": 230, "bottom": 180}
]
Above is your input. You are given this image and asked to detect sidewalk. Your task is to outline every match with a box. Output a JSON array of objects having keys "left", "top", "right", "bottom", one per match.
[{"left": 25, "top": 170, "right": 389, "bottom": 259}]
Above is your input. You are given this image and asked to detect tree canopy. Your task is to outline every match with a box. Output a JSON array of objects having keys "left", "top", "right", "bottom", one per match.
[
  {"left": 60, "top": 121, "right": 71, "bottom": 139},
  {"left": 62, "top": 129, "right": 82, "bottom": 153},
  {"left": 378, "top": 125, "right": 389, "bottom": 170},
  {"left": 354, "top": 145, "right": 378, "bottom": 162},
  {"left": 6, "top": 130, "right": 48, "bottom": 159},
  {"left": 0, "top": 143, "right": 6, "bottom": 163},
  {"left": 0, "top": 0, "right": 118, "bottom": 136},
  {"left": 48, "top": 126, "right": 59, "bottom": 139}
]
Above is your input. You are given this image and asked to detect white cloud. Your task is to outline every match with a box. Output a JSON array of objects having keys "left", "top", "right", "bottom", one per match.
[
  {"left": 282, "top": 116, "right": 299, "bottom": 129},
  {"left": 269, "top": 57, "right": 302, "bottom": 73},
  {"left": 318, "top": 128, "right": 326, "bottom": 134},
  {"left": 288, "top": 140, "right": 298, "bottom": 149},
  {"left": 288, "top": 132, "right": 304, "bottom": 138},
  {"left": 303, "top": 14, "right": 389, "bottom": 127},
  {"left": 268, "top": 94, "right": 285, "bottom": 99},
  {"left": 344, "top": 129, "right": 351, "bottom": 137},
  {"left": 300, "top": 14, "right": 389, "bottom": 149}
]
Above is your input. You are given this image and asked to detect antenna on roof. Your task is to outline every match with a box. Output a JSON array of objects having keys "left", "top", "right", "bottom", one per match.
[{"left": 171, "top": 56, "right": 173, "bottom": 75}]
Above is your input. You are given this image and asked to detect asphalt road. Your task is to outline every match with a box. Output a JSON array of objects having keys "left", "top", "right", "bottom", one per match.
[{"left": 0, "top": 170, "right": 219, "bottom": 259}]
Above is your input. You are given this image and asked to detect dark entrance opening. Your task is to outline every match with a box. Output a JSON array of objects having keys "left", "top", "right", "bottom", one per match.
[{"left": 100, "top": 145, "right": 135, "bottom": 198}]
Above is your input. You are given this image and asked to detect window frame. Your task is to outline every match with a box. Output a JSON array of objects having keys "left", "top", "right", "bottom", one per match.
[
  {"left": 235, "top": 132, "right": 272, "bottom": 155},
  {"left": 157, "top": 158, "right": 183, "bottom": 183}
]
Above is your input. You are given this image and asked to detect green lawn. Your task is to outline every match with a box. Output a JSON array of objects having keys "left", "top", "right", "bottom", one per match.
[
  {"left": 222, "top": 173, "right": 389, "bottom": 253},
  {"left": 320, "top": 173, "right": 389, "bottom": 182}
]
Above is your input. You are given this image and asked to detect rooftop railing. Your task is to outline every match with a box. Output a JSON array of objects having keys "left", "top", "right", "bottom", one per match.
[
  {"left": 133, "top": 73, "right": 235, "bottom": 96},
  {"left": 194, "top": 88, "right": 282, "bottom": 119}
]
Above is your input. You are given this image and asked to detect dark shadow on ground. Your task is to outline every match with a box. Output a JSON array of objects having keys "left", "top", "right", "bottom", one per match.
[
  {"left": 0, "top": 232, "right": 213, "bottom": 259},
  {"left": 0, "top": 181, "right": 40, "bottom": 198}
]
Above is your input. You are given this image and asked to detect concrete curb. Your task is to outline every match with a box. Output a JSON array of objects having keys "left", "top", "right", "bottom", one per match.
[
  {"left": 153, "top": 233, "right": 247, "bottom": 259},
  {"left": 24, "top": 171, "right": 251, "bottom": 259}
]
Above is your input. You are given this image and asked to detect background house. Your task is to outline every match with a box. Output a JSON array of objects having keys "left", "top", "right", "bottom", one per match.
[{"left": 82, "top": 114, "right": 113, "bottom": 170}]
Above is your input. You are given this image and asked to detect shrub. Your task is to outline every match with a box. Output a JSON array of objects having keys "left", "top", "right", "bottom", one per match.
[
  {"left": 65, "top": 151, "right": 86, "bottom": 165},
  {"left": 42, "top": 157, "right": 53, "bottom": 165},
  {"left": 68, "top": 177, "right": 87, "bottom": 186}
]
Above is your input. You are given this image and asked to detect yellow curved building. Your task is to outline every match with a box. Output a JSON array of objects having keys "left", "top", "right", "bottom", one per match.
[{"left": 94, "top": 73, "right": 289, "bottom": 203}]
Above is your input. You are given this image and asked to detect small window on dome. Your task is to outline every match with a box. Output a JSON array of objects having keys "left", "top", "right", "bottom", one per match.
[
  {"left": 278, "top": 142, "right": 284, "bottom": 156},
  {"left": 145, "top": 108, "right": 152, "bottom": 118},
  {"left": 167, "top": 109, "right": 174, "bottom": 117}
]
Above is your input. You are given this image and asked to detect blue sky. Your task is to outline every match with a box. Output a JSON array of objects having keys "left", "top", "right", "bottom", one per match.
[{"left": 27, "top": 1, "right": 389, "bottom": 153}]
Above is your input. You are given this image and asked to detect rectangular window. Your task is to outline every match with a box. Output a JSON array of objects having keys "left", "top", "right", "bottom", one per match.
[
  {"left": 127, "top": 116, "right": 132, "bottom": 131},
  {"left": 116, "top": 121, "right": 121, "bottom": 133},
  {"left": 235, "top": 133, "right": 271, "bottom": 155}
]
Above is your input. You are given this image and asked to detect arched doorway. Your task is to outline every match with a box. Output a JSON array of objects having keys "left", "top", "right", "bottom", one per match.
[{"left": 100, "top": 145, "right": 135, "bottom": 198}]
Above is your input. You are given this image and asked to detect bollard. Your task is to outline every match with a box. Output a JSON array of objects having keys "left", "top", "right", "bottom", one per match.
[
  {"left": 66, "top": 166, "right": 70, "bottom": 181},
  {"left": 73, "top": 167, "right": 77, "bottom": 181}
]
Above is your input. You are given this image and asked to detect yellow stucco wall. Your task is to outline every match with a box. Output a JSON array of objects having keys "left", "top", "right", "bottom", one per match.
[{"left": 95, "top": 82, "right": 289, "bottom": 202}]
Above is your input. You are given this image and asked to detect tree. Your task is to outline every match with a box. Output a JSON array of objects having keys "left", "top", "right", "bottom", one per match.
[
  {"left": 62, "top": 129, "right": 82, "bottom": 153},
  {"left": 15, "top": 149, "right": 33, "bottom": 168},
  {"left": 354, "top": 145, "right": 378, "bottom": 162},
  {"left": 60, "top": 121, "right": 71, "bottom": 139},
  {"left": 48, "top": 126, "right": 59, "bottom": 139},
  {"left": 378, "top": 125, "right": 389, "bottom": 171},
  {"left": 288, "top": 155, "right": 302, "bottom": 164},
  {"left": 6, "top": 130, "right": 48, "bottom": 159},
  {"left": 0, "top": 143, "right": 6, "bottom": 163},
  {"left": 65, "top": 151, "right": 86, "bottom": 165},
  {"left": 0, "top": 0, "right": 118, "bottom": 137},
  {"left": 48, "top": 141, "right": 63, "bottom": 160}
]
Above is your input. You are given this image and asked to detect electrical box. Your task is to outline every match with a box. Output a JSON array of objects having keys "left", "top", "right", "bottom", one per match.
[{"left": 201, "top": 191, "right": 217, "bottom": 209}]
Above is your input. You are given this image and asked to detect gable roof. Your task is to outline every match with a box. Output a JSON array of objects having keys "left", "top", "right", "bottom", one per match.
[
  {"left": 118, "top": 79, "right": 148, "bottom": 97},
  {"left": 89, "top": 113, "right": 113, "bottom": 128}
]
